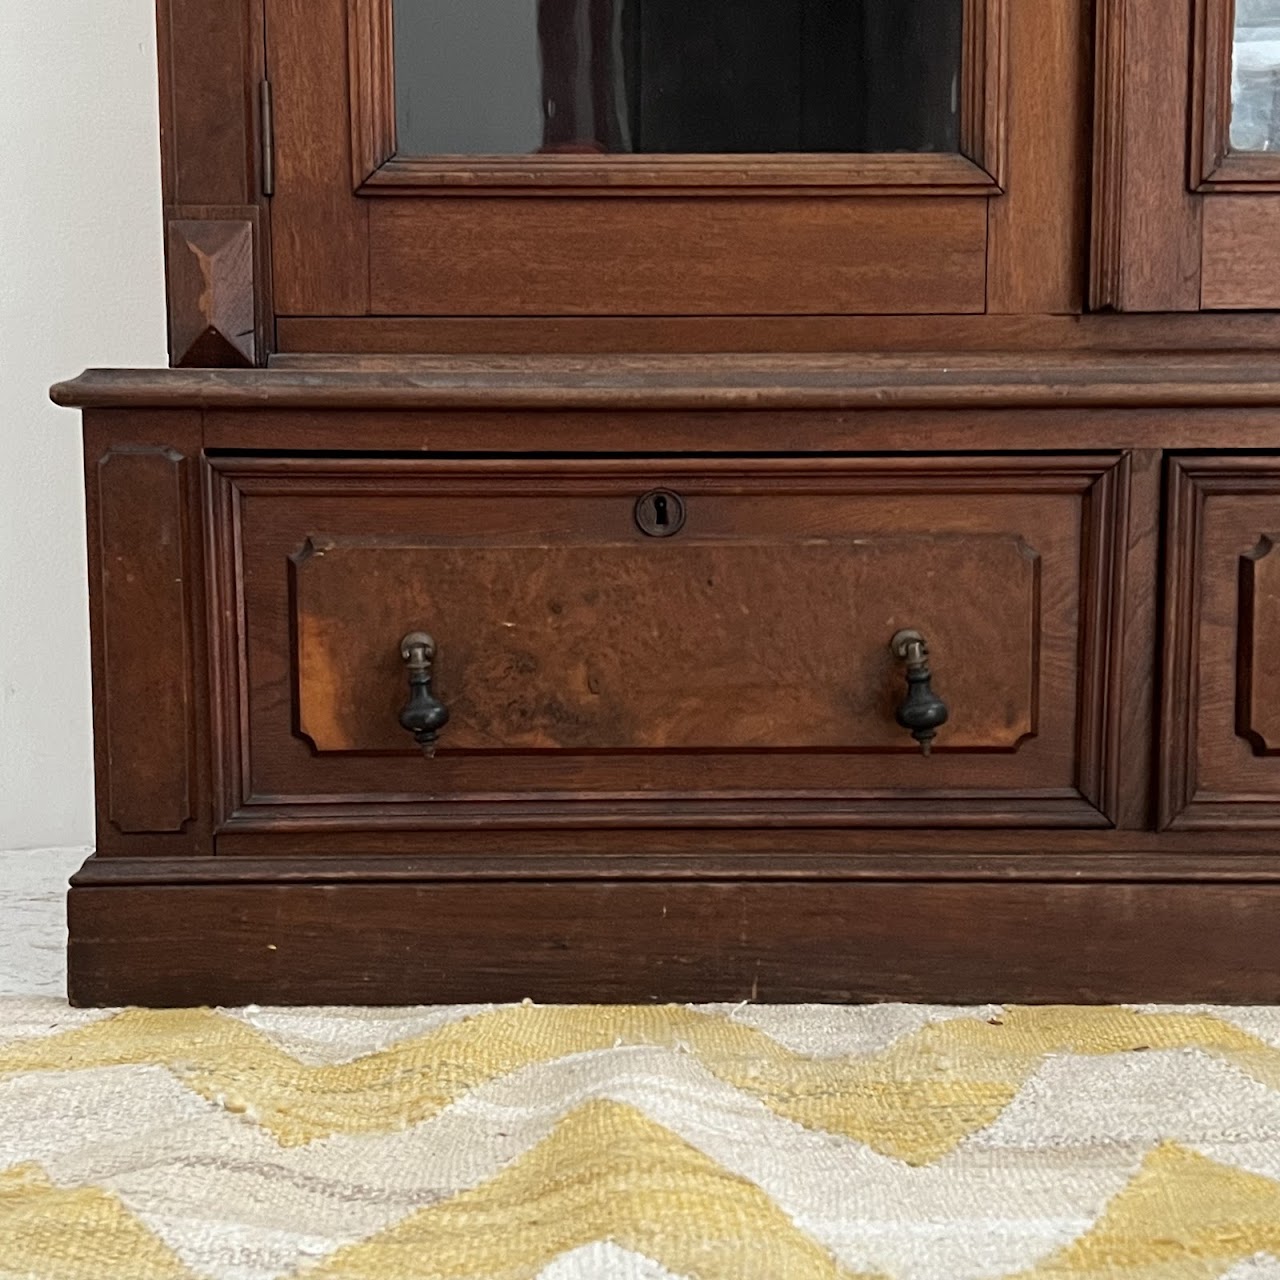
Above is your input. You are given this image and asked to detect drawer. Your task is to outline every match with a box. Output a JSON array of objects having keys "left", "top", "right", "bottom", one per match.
[
  {"left": 1164, "top": 456, "right": 1280, "bottom": 829},
  {"left": 210, "top": 454, "right": 1128, "bottom": 834}
]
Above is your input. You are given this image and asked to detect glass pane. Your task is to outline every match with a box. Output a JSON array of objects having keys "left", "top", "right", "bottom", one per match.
[
  {"left": 1232, "top": 0, "right": 1280, "bottom": 151},
  {"left": 393, "top": 0, "right": 964, "bottom": 156}
]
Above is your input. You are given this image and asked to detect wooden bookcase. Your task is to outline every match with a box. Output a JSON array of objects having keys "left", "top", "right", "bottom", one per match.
[{"left": 52, "top": 0, "right": 1280, "bottom": 1004}]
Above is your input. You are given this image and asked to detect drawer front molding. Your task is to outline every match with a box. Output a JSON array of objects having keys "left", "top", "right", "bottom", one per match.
[
  {"left": 1163, "top": 455, "right": 1280, "bottom": 828},
  {"left": 206, "top": 452, "right": 1131, "bottom": 838}
]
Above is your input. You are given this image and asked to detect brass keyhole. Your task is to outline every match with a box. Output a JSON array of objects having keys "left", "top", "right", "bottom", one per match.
[{"left": 636, "top": 489, "right": 686, "bottom": 537}]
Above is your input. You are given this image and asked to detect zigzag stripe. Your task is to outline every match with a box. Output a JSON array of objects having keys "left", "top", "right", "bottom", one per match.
[
  {"left": 2, "top": 1004, "right": 1279, "bottom": 1163},
  {"left": 223, "top": 1003, "right": 500, "bottom": 1065},
  {"left": 300, "top": 1099, "right": 874, "bottom": 1280},
  {"left": 8, "top": 1045, "right": 1280, "bottom": 1278},
  {"left": 689, "top": 1001, "right": 1004, "bottom": 1058},
  {"left": 0, "top": 1163, "right": 192, "bottom": 1280},
  {"left": 1009, "top": 1143, "right": 1280, "bottom": 1278},
  {"left": 7, "top": 1107, "right": 1280, "bottom": 1280}
]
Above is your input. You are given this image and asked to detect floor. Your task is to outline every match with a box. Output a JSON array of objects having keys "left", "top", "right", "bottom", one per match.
[{"left": 0, "top": 848, "right": 84, "bottom": 997}]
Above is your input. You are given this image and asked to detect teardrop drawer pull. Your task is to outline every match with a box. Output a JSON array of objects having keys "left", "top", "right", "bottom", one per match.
[
  {"left": 891, "top": 629, "right": 949, "bottom": 756},
  {"left": 399, "top": 631, "right": 450, "bottom": 757}
]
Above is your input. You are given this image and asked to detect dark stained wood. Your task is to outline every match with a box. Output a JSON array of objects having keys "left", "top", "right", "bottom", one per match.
[
  {"left": 1162, "top": 456, "right": 1280, "bottom": 830},
  {"left": 273, "top": 313, "right": 1280, "bottom": 356},
  {"left": 1092, "top": 0, "right": 1280, "bottom": 311},
  {"left": 317, "top": 407, "right": 1261, "bottom": 466},
  {"left": 1237, "top": 536, "right": 1280, "bottom": 756},
  {"left": 48, "top": 354, "right": 1280, "bottom": 412},
  {"left": 367, "top": 198, "right": 987, "bottom": 317},
  {"left": 346, "top": 0, "right": 395, "bottom": 187},
  {"left": 166, "top": 219, "right": 256, "bottom": 367},
  {"left": 210, "top": 825, "right": 1280, "bottom": 860},
  {"left": 191, "top": 405, "right": 1280, "bottom": 456},
  {"left": 1191, "top": 0, "right": 1236, "bottom": 186},
  {"left": 265, "top": 0, "right": 368, "bottom": 316},
  {"left": 1195, "top": 474, "right": 1280, "bottom": 802},
  {"left": 1088, "top": 0, "right": 1125, "bottom": 308},
  {"left": 1202, "top": 197, "right": 1280, "bottom": 309},
  {"left": 1160, "top": 454, "right": 1203, "bottom": 831},
  {"left": 82, "top": 413, "right": 212, "bottom": 858},
  {"left": 363, "top": 153, "right": 1001, "bottom": 197},
  {"left": 960, "top": 0, "right": 1008, "bottom": 185},
  {"left": 157, "top": 0, "right": 262, "bottom": 206},
  {"left": 98, "top": 449, "right": 194, "bottom": 832},
  {"left": 294, "top": 539, "right": 1038, "bottom": 752},
  {"left": 157, "top": 0, "right": 271, "bottom": 365},
  {"left": 58, "top": 0, "right": 1280, "bottom": 1008},
  {"left": 217, "top": 454, "right": 1122, "bottom": 834},
  {"left": 987, "top": 0, "right": 1087, "bottom": 314},
  {"left": 1190, "top": 0, "right": 1280, "bottom": 315},
  {"left": 1074, "top": 453, "right": 1128, "bottom": 821},
  {"left": 158, "top": 0, "right": 1280, "bottom": 333},
  {"left": 1196, "top": 151, "right": 1280, "bottom": 191},
  {"left": 1090, "top": 0, "right": 1202, "bottom": 311},
  {"left": 69, "top": 844, "right": 1280, "bottom": 884},
  {"left": 264, "top": 0, "right": 1086, "bottom": 320},
  {"left": 1192, "top": 0, "right": 1280, "bottom": 191},
  {"left": 1114, "top": 450, "right": 1162, "bottom": 829},
  {"left": 67, "top": 879, "right": 1280, "bottom": 1006}
]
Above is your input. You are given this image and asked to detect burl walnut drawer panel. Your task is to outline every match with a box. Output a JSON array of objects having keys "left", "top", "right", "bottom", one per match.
[
  {"left": 1163, "top": 456, "right": 1280, "bottom": 829},
  {"left": 208, "top": 454, "right": 1129, "bottom": 835}
]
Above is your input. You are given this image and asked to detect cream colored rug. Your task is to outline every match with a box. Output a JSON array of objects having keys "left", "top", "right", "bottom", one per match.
[{"left": 4, "top": 999, "right": 1280, "bottom": 1280}]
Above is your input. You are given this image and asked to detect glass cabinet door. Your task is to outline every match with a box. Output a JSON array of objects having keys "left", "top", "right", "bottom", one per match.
[
  {"left": 1195, "top": 0, "right": 1280, "bottom": 182},
  {"left": 264, "top": 0, "right": 1085, "bottom": 327},
  {"left": 366, "top": 0, "right": 999, "bottom": 189},
  {"left": 393, "top": 0, "right": 964, "bottom": 158},
  {"left": 1095, "top": 0, "right": 1280, "bottom": 311},
  {"left": 1193, "top": 0, "right": 1280, "bottom": 307},
  {"left": 1230, "top": 0, "right": 1280, "bottom": 152}
]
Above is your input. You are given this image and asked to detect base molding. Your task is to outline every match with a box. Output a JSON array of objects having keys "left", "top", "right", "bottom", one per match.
[{"left": 67, "top": 870, "right": 1280, "bottom": 1006}]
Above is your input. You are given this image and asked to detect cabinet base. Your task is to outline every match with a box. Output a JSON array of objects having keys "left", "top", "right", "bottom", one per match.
[{"left": 67, "top": 866, "right": 1280, "bottom": 1006}]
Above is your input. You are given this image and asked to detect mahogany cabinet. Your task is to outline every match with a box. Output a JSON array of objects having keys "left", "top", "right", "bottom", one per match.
[{"left": 51, "top": 0, "right": 1280, "bottom": 1003}]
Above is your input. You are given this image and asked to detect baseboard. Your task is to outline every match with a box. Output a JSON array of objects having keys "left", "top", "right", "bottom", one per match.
[{"left": 67, "top": 874, "right": 1280, "bottom": 1006}]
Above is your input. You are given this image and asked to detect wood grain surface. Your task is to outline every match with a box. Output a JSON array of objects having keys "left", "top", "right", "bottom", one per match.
[
  {"left": 67, "top": 879, "right": 1280, "bottom": 1006},
  {"left": 51, "top": 353, "right": 1280, "bottom": 411}
]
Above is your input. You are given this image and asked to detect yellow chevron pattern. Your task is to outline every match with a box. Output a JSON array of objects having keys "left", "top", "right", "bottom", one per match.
[{"left": 4, "top": 999, "right": 1280, "bottom": 1280}]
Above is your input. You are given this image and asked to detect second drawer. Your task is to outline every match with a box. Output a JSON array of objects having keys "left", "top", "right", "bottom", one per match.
[{"left": 211, "top": 453, "right": 1129, "bottom": 830}]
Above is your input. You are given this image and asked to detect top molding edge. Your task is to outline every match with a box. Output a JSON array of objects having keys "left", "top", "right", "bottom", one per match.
[{"left": 50, "top": 352, "right": 1280, "bottom": 412}]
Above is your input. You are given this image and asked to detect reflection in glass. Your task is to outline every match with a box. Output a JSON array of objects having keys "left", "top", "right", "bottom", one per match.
[
  {"left": 1232, "top": 0, "right": 1280, "bottom": 150},
  {"left": 392, "top": 0, "right": 964, "bottom": 156}
]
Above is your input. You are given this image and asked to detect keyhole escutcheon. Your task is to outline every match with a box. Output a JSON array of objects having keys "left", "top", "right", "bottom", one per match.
[{"left": 635, "top": 489, "right": 687, "bottom": 537}]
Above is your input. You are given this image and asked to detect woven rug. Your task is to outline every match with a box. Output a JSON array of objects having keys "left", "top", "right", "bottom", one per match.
[{"left": 4, "top": 999, "right": 1280, "bottom": 1279}]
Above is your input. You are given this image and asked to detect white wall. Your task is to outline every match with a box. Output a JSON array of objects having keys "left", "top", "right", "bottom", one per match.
[{"left": 0, "top": 1, "right": 167, "bottom": 852}]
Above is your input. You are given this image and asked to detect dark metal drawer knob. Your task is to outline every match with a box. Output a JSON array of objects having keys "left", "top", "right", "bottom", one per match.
[
  {"left": 891, "top": 629, "right": 949, "bottom": 756},
  {"left": 399, "top": 631, "right": 449, "bottom": 757}
]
